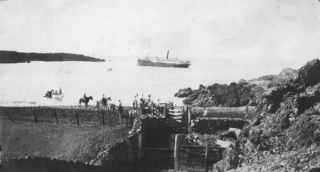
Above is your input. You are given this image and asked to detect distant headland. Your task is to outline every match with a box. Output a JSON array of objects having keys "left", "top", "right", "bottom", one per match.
[{"left": 0, "top": 50, "right": 105, "bottom": 63}]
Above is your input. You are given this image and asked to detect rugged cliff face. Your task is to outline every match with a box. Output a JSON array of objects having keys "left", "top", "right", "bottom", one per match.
[{"left": 211, "top": 59, "right": 320, "bottom": 171}]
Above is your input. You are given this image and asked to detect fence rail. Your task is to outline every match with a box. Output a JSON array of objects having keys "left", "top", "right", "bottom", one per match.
[{"left": 0, "top": 106, "right": 134, "bottom": 128}]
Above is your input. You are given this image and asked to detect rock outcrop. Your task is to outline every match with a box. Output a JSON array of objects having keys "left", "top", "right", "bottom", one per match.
[
  {"left": 225, "top": 59, "right": 320, "bottom": 171},
  {"left": 174, "top": 87, "right": 193, "bottom": 97},
  {"left": 293, "top": 59, "right": 320, "bottom": 90},
  {"left": 279, "top": 68, "right": 298, "bottom": 81},
  {"left": 175, "top": 81, "right": 265, "bottom": 107}
]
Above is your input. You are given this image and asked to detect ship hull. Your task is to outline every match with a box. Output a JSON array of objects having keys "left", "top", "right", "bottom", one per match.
[{"left": 137, "top": 59, "right": 190, "bottom": 68}]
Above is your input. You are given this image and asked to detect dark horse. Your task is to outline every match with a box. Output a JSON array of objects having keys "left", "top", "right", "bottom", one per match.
[
  {"left": 96, "top": 97, "right": 111, "bottom": 107},
  {"left": 79, "top": 96, "right": 93, "bottom": 106}
]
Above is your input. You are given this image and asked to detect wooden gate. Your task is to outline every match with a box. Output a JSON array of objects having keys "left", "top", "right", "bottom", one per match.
[
  {"left": 166, "top": 107, "right": 189, "bottom": 133},
  {"left": 174, "top": 134, "right": 225, "bottom": 172}
]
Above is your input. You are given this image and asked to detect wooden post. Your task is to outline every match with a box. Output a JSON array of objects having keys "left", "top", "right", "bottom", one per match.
[
  {"left": 125, "top": 137, "right": 133, "bottom": 167},
  {"left": 1, "top": 107, "right": 14, "bottom": 123},
  {"left": 102, "top": 109, "right": 105, "bottom": 126},
  {"left": 130, "top": 111, "right": 133, "bottom": 127},
  {"left": 151, "top": 103, "right": 154, "bottom": 115},
  {"left": 33, "top": 109, "right": 38, "bottom": 124},
  {"left": 109, "top": 109, "right": 112, "bottom": 128},
  {"left": 126, "top": 110, "right": 128, "bottom": 127},
  {"left": 76, "top": 113, "right": 79, "bottom": 126},
  {"left": 205, "top": 141, "right": 209, "bottom": 172},
  {"left": 119, "top": 111, "right": 122, "bottom": 127},
  {"left": 163, "top": 103, "right": 167, "bottom": 118},
  {"left": 174, "top": 134, "right": 180, "bottom": 169},
  {"left": 54, "top": 110, "right": 59, "bottom": 124},
  {"left": 216, "top": 149, "right": 219, "bottom": 163},
  {"left": 138, "top": 134, "right": 143, "bottom": 167},
  {"left": 187, "top": 107, "right": 191, "bottom": 132}
]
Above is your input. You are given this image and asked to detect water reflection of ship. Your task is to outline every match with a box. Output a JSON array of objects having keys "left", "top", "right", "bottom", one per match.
[
  {"left": 51, "top": 94, "right": 64, "bottom": 100},
  {"left": 137, "top": 50, "right": 190, "bottom": 68}
]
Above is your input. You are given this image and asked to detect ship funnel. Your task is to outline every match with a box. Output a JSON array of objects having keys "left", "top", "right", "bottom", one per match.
[{"left": 166, "top": 50, "right": 169, "bottom": 59}]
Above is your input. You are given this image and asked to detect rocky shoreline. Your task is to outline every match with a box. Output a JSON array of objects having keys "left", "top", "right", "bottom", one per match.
[
  {"left": 175, "top": 59, "right": 320, "bottom": 110},
  {"left": 173, "top": 59, "right": 320, "bottom": 171},
  {"left": 182, "top": 58, "right": 320, "bottom": 171}
]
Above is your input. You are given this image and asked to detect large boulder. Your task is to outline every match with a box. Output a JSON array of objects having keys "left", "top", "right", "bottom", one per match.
[
  {"left": 174, "top": 87, "right": 193, "bottom": 98},
  {"left": 199, "top": 84, "right": 206, "bottom": 91},
  {"left": 183, "top": 92, "right": 201, "bottom": 105},
  {"left": 279, "top": 68, "right": 298, "bottom": 81},
  {"left": 249, "top": 68, "right": 297, "bottom": 90},
  {"left": 294, "top": 59, "right": 320, "bottom": 90},
  {"left": 258, "top": 84, "right": 296, "bottom": 113},
  {"left": 179, "top": 81, "right": 264, "bottom": 107}
]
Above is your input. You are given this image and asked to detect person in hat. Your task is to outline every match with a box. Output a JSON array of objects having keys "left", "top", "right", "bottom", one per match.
[
  {"left": 118, "top": 100, "right": 123, "bottom": 115},
  {"left": 102, "top": 94, "right": 107, "bottom": 106},
  {"left": 133, "top": 100, "right": 136, "bottom": 110},
  {"left": 83, "top": 93, "right": 87, "bottom": 99},
  {"left": 147, "top": 94, "right": 151, "bottom": 102}
]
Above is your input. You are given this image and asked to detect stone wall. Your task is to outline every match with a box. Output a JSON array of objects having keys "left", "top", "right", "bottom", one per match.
[
  {"left": 190, "top": 117, "right": 248, "bottom": 134},
  {"left": 88, "top": 114, "right": 148, "bottom": 170}
]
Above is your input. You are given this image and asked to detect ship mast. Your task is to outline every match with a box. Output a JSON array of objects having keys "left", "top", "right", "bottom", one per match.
[
  {"left": 166, "top": 50, "right": 169, "bottom": 59},
  {"left": 147, "top": 42, "right": 151, "bottom": 58},
  {"left": 176, "top": 46, "right": 179, "bottom": 60}
]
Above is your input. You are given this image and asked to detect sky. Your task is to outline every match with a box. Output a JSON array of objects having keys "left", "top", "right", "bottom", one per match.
[{"left": 1, "top": 0, "right": 320, "bottom": 68}]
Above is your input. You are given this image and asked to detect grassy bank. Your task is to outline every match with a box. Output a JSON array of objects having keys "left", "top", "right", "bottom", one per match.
[{"left": 0, "top": 121, "right": 131, "bottom": 162}]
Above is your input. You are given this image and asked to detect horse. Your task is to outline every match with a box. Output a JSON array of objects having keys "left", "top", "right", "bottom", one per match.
[
  {"left": 96, "top": 97, "right": 111, "bottom": 107},
  {"left": 79, "top": 96, "right": 93, "bottom": 106}
]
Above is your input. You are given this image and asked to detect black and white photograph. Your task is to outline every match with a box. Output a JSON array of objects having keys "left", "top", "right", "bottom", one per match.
[{"left": 1, "top": 0, "right": 320, "bottom": 171}]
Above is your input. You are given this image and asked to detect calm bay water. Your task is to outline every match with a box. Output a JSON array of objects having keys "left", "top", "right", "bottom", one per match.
[{"left": 0, "top": 57, "right": 291, "bottom": 106}]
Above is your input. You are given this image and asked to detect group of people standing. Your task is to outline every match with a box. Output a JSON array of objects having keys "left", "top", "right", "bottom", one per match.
[
  {"left": 132, "top": 94, "right": 164, "bottom": 115},
  {"left": 52, "top": 88, "right": 62, "bottom": 95},
  {"left": 81, "top": 92, "right": 163, "bottom": 116}
]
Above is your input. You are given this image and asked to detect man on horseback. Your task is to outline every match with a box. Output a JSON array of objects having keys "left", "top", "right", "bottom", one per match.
[
  {"left": 79, "top": 94, "right": 93, "bottom": 106},
  {"left": 102, "top": 94, "right": 107, "bottom": 106}
]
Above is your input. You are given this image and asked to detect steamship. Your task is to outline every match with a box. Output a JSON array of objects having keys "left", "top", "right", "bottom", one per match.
[{"left": 137, "top": 51, "right": 190, "bottom": 68}]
